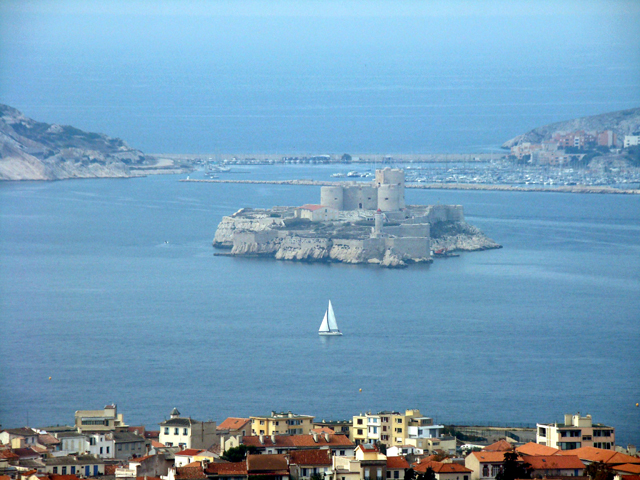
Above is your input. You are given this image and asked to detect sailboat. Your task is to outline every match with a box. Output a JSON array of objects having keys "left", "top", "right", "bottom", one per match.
[{"left": 319, "top": 300, "right": 342, "bottom": 336}]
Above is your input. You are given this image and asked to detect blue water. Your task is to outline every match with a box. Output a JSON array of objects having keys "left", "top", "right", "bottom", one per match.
[{"left": 0, "top": 169, "right": 639, "bottom": 445}]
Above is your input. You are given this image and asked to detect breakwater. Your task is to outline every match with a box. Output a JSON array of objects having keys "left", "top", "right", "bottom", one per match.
[{"left": 179, "top": 179, "right": 640, "bottom": 195}]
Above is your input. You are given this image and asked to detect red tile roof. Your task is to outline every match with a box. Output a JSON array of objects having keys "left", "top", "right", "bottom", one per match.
[
  {"left": 516, "top": 443, "right": 560, "bottom": 456},
  {"left": 484, "top": 440, "right": 514, "bottom": 452},
  {"left": 521, "top": 455, "right": 585, "bottom": 470},
  {"left": 558, "top": 447, "right": 640, "bottom": 465},
  {"left": 175, "top": 465, "right": 206, "bottom": 480},
  {"left": 49, "top": 475, "right": 81, "bottom": 480},
  {"left": 469, "top": 451, "right": 509, "bottom": 463},
  {"left": 414, "top": 461, "right": 472, "bottom": 474},
  {"left": 288, "top": 450, "right": 332, "bottom": 466},
  {"left": 242, "top": 434, "right": 353, "bottom": 449},
  {"left": 130, "top": 455, "right": 155, "bottom": 463},
  {"left": 300, "top": 204, "right": 327, "bottom": 212},
  {"left": 247, "top": 454, "right": 289, "bottom": 473},
  {"left": 0, "top": 450, "right": 19, "bottom": 460},
  {"left": 218, "top": 418, "right": 251, "bottom": 431},
  {"left": 311, "top": 427, "right": 335, "bottom": 435},
  {"left": 105, "top": 465, "right": 118, "bottom": 475},
  {"left": 614, "top": 464, "right": 640, "bottom": 474},
  {"left": 176, "top": 449, "right": 203, "bottom": 457},
  {"left": 206, "top": 462, "right": 248, "bottom": 476},
  {"left": 37, "top": 435, "right": 61, "bottom": 446},
  {"left": 151, "top": 440, "right": 165, "bottom": 448},
  {"left": 387, "top": 457, "right": 410, "bottom": 469}
]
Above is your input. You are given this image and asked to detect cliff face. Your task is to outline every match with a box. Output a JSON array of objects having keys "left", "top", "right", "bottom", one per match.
[
  {"left": 501, "top": 107, "right": 640, "bottom": 148},
  {"left": 0, "top": 104, "right": 159, "bottom": 180}
]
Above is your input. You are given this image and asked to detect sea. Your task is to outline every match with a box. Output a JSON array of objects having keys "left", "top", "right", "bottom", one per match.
[
  {"left": 1, "top": 5, "right": 640, "bottom": 446},
  {"left": 0, "top": 165, "right": 639, "bottom": 445}
]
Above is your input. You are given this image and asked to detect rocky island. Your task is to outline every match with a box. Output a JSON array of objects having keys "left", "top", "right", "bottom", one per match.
[{"left": 213, "top": 168, "right": 501, "bottom": 267}]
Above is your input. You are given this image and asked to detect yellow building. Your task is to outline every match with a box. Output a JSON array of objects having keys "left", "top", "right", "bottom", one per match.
[
  {"left": 351, "top": 409, "right": 444, "bottom": 448},
  {"left": 537, "top": 413, "right": 615, "bottom": 450},
  {"left": 251, "top": 411, "right": 315, "bottom": 436}
]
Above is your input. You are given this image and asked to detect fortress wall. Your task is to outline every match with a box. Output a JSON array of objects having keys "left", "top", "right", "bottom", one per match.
[
  {"left": 320, "top": 186, "right": 344, "bottom": 210},
  {"left": 343, "top": 185, "right": 377, "bottom": 210},
  {"left": 385, "top": 236, "right": 430, "bottom": 259},
  {"left": 383, "top": 223, "right": 430, "bottom": 238},
  {"left": 427, "top": 204, "right": 465, "bottom": 223}
]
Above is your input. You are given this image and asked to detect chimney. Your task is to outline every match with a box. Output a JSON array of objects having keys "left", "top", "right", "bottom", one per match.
[
  {"left": 325, "top": 433, "right": 330, "bottom": 442},
  {"left": 564, "top": 414, "right": 572, "bottom": 425},
  {"left": 271, "top": 434, "right": 276, "bottom": 444},
  {"left": 259, "top": 434, "right": 264, "bottom": 445},
  {"left": 313, "top": 433, "right": 318, "bottom": 443}
]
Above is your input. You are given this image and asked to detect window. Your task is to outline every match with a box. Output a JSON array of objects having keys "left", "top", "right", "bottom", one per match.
[
  {"left": 491, "top": 466, "right": 501, "bottom": 477},
  {"left": 62, "top": 467, "right": 67, "bottom": 475},
  {"left": 260, "top": 420, "right": 265, "bottom": 425},
  {"left": 357, "top": 429, "right": 363, "bottom": 435},
  {"left": 395, "top": 428, "right": 402, "bottom": 433},
  {"left": 183, "top": 428, "right": 188, "bottom": 435},
  {"left": 377, "top": 468, "right": 382, "bottom": 480},
  {"left": 396, "top": 419, "right": 402, "bottom": 424},
  {"left": 387, "top": 472, "right": 391, "bottom": 479},
  {"left": 107, "top": 447, "right": 110, "bottom": 454},
  {"left": 365, "top": 468, "right": 370, "bottom": 479},
  {"left": 357, "top": 419, "right": 363, "bottom": 425},
  {"left": 118, "top": 444, "right": 122, "bottom": 451},
  {"left": 340, "top": 450, "right": 345, "bottom": 456},
  {"left": 71, "top": 467, "right": 76, "bottom": 474},
  {"left": 53, "top": 467, "right": 58, "bottom": 474},
  {"left": 394, "top": 471, "right": 399, "bottom": 479},
  {"left": 165, "top": 427, "right": 169, "bottom": 435},
  {"left": 125, "top": 443, "right": 129, "bottom": 450},
  {"left": 100, "top": 447, "right": 103, "bottom": 454},
  {"left": 483, "top": 466, "right": 489, "bottom": 477},
  {"left": 174, "top": 428, "right": 179, "bottom": 435},
  {"left": 538, "top": 427, "right": 546, "bottom": 437}
]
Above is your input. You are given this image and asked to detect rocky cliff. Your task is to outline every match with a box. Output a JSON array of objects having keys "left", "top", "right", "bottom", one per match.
[
  {"left": 0, "top": 104, "right": 171, "bottom": 180},
  {"left": 501, "top": 107, "right": 640, "bottom": 148}
]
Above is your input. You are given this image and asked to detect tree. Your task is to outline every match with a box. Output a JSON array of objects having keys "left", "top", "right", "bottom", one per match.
[
  {"left": 405, "top": 468, "right": 416, "bottom": 480},
  {"left": 423, "top": 467, "right": 436, "bottom": 480},
  {"left": 495, "top": 451, "right": 532, "bottom": 480},
  {"left": 585, "top": 462, "right": 613, "bottom": 480},
  {"left": 222, "top": 444, "right": 258, "bottom": 462}
]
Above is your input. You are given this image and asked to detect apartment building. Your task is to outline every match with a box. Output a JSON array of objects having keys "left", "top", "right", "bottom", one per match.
[
  {"left": 251, "top": 411, "right": 315, "bottom": 436},
  {"left": 351, "top": 409, "right": 444, "bottom": 448},
  {"left": 536, "top": 413, "right": 615, "bottom": 450}
]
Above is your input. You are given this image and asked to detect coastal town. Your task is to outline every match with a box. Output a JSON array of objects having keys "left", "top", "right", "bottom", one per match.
[{"left": 1, "top": 406, "right": 638, "bottom": 480}]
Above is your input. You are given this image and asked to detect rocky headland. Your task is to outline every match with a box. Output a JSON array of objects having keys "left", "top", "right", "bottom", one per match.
[
  {"left": 0, "top": 104, "right": 185, "bottom": 181},
  {"left": 501, "top": 107, "right": 640, "bottom": 149}
]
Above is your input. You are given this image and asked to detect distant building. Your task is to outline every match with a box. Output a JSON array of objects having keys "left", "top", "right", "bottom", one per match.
[
  {"left": 250, "top": 411, "right": 315, "bottom": 436},
  {"left": 536, "top": 413, "right": 615, "bottom": 450},
  {"left": 75, "top": 404, "right": 127, "bottom": 433},
  {"left": 598, "top": 131, "right": 616, "bottom": 147},
  {"left": 242, "top": 432, "right": 354, "bottom": 456},
  {"left": 296, "top": 204, "right": 339, "bottom": 222},
  {"left": 623, "top": 135, "right": 640, "bottom": 148},
  {"left": 159, "top": 408, "right": 217, "bottom": 450}
]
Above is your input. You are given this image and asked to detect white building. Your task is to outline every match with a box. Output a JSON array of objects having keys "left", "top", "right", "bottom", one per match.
[
  {"left": 159, "top": 408, "right": 217, "bottom": 450},
  {"left": 623, "top": 135, "right": 639, "bottom": 148},
  {"left": 536, "top": 413, "right": 615, "bottom": 450}
]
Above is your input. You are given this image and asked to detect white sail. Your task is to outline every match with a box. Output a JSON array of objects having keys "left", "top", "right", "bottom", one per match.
[
  {"left": 327, "top": 300, "right": 339, "bottom": 332},
  {"left": 319, "top": 311, "right": 330, "bottom": 333}
]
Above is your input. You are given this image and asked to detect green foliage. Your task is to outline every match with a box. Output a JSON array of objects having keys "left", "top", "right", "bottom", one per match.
[
  {"left": 376, "top": 442, "right": 387, "bottom": 455},
  {"left": 222, "top": 444, "right": 258, "bottom": 462},
  {"left": 310, "top": 474, "right": 325, "bottom": 480},
  {"left": 585, "top": 462, "right": 613, "bottom": 480},
  {"left": 624, "top": 145, "right": 640, "bottom": 167},
  {"left": 495, "top": 452, "right": 532, "bottom": 480},
  {"left": 423, "top": 467, "right": 437, "bottom": 480}
]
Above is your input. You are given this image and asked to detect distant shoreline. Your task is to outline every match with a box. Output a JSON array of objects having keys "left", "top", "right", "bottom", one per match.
[{"left": 179, "top": 178, "right": 640, "bottom": 195}]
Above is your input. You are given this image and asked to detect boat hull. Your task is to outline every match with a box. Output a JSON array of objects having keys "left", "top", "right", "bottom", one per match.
[{"left": 319, "top": 332, "right": 343, "bottom": 336}]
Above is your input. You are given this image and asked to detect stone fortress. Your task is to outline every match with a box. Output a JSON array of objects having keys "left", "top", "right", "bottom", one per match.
[{"left": 213, "top": 168, "right": 499, "bottom": 267}]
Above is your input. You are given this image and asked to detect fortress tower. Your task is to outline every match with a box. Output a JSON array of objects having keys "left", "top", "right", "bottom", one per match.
[{"left": 319, "top": 167, "right": 406, "bottom": 212}]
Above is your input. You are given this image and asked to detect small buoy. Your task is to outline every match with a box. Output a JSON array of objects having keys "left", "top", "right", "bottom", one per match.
[
  {"left": 48, "top": 377, "right": 52, "bottom": 380},
  {"left": 636, "top": 403, "right": 639, "bottom": 407},
  {"left": 359, "top": 388, "right": 362, "bottom": 392}
]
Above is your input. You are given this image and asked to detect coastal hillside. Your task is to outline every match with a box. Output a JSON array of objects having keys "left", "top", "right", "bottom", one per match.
[
  {"left": 502, "top": 107, "right": 640, "bottom": 148},
  {"left": 0, "top": 104, "right": 167, "bottom": 181}
]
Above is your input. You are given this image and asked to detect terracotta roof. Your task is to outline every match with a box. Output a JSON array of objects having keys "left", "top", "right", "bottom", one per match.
[
  {"left": 12, "top": 448, "right": 40, "bottom": 459},
  {"left": 175, "top": 465, "right": 206, "bottom": 480},
  {"left": 175, "top": 449, "right": 203, "bottom": 457},
  {"left": 130, "top": 455, "right": 155, "bottom": 463},
  {"left": 612, "top": 464, "right": 640, "bottom": 474},
  {"left": 516, "top": 443, "right": 560, "bottom": 456},
  {"left": 357, "top": 444, "right": 379, "bottom": 453},
  {"left": 288, "top": 450, "right": 332, "bottom": 466},
  {"left": 0, "top": 475, "right": 11, "bottom": 480},
  {"left": 37, "top": 434, "right": 61, "bottom": 446},
  {"left": 247, "top": 454, "right": 289, "bottom": 473},
  {"left": 0, "top": 450, "right": 20, "bottom": 460},
  {"left": 618, "top": 475, "right": 640, "bottom": 480},
  {"left": 145, "top": 431, "right": 160, "bottom": 439},
  {"left": 105, "top": 465, "right": 118, "bottom": 475},
  {"left": 151, "top": 440, "right": 165, "bottom": 448},
  {"left": 242, "top": 434, "right": 353, "bottom": 448},
  {"left": 206, "top": 462, "right": 248, "bottom": 476},
  {"left": 469, "top": 451, "right": 508, "bottom": 463},
  {"left": 128, "top": 426, "right": 146, "bottom": 436},
  {"left": 414, "top": 461, "right": 472, "bottom": 474},
  {"left": 521, "top": 455, "right": 585, "bottom": 470},
  {"left": 49, "top": 475, "right": 81, "bottom": 480},
  {"left": 300, "top": 204, "right": 328, "bottom": 212},
  {"left": 387, "top": 457, "right": 410, "bottom": 469},
  {"left": 557, "top": 447, "right": 639, "bottom": 465},
  {"left": 1, "top": 428, "right": 37, "bottom": 437},
  {"left": 217, "top": 418, "right": 251, "bottom": 431},
  {"left": 484, "top": 440, "right": 514, "bottom": 452}
]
